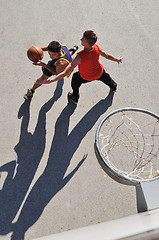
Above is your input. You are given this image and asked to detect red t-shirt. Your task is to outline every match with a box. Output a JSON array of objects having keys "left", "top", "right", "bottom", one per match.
[{"left": 77, "top": 44, "right": 104, "bottom": 81}]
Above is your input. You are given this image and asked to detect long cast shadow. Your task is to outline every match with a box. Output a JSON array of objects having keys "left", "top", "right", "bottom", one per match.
[
  {"left": 0, "top": 79, "right": 64, "bottom": 236},
  {"left": 11, "top": 90, "right": 115, "bottom": 240}
]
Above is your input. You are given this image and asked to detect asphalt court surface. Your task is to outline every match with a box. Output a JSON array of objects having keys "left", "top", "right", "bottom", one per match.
[{"left": 0, "top": 1, "right": 159, "bottom": 239}]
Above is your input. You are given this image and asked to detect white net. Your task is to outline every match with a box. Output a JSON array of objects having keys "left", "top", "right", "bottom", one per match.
[{"left": 98, "top": 109, "right": 159, "bottom": 181}]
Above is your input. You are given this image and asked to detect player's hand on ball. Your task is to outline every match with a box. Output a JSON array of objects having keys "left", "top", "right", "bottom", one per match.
[{"left": 33, "top": 60, "right": 46, "bottom": 67}]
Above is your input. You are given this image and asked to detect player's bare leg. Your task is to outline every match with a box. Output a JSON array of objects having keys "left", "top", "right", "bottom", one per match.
[{"left": 24, "top": 74, "right": 48, "bottom": 100}]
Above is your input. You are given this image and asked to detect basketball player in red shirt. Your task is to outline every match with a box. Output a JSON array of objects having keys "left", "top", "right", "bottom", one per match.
[{"left": 38, "top": 30, "right": 122, "bottom": 104}]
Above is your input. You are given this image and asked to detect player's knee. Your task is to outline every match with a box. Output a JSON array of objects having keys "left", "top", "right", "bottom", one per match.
[
  {"left": 37, "top": 74, "right": 48, "bottom": 82},
  {"left": 35, "top": 80, "right": 42, "bottom": 85}
]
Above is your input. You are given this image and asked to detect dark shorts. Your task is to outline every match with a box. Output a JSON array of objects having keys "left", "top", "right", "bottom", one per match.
[{"left": 42, "top": 60, "right": 56, "bottom": 77}]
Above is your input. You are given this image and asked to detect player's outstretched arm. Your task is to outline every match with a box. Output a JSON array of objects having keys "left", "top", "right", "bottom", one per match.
[{"left": 100, "top": 47, "right": 122, "bottom": 64}]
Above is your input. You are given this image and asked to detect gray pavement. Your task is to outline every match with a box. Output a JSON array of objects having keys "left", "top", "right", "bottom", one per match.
[{"left": 0, "top": 0, "right": 159, "bottom": 239}]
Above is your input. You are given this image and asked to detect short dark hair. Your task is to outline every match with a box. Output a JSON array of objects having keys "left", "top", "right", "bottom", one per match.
[
  {"left": 83, "top": 30, "right": 97, "bottom": 46},
  {"left": 48, "top": 41, "right": 61, "bottom": 52}
]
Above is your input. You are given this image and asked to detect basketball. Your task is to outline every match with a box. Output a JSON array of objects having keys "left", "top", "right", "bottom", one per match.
[{"left": 27, "top": 46, "right": 43, "bottom": 62}]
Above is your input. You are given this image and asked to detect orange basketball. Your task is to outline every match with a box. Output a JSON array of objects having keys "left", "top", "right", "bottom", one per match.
[{"left": 27, "top": 46, "right": 43, "bottom": 62}]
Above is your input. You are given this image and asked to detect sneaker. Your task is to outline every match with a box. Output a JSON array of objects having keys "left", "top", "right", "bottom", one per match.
[
  {"left": 69, "top": 45, "right": 79, "bottom": 55},
  {"left": 110, "top": 83, "right": 117, "bottom": 92},
  {"left": 24, "top": 89, "right": 34, "bottom": 100},
  {"left": 67, "top": 92, "right": 78, "bottom": 105}
]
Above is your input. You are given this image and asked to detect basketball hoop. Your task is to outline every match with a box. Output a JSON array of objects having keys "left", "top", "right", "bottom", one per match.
[{"left": 95, "top": 108, "right": 159, "bottom": 186}]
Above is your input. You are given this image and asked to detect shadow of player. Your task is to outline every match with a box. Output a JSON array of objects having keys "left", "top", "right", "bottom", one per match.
[
  {"left": 10, "top": 89, "right": 115, "bottom": 240},
  {"left": 0, "top": 79, "right": 64, "bottom": 236}
]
